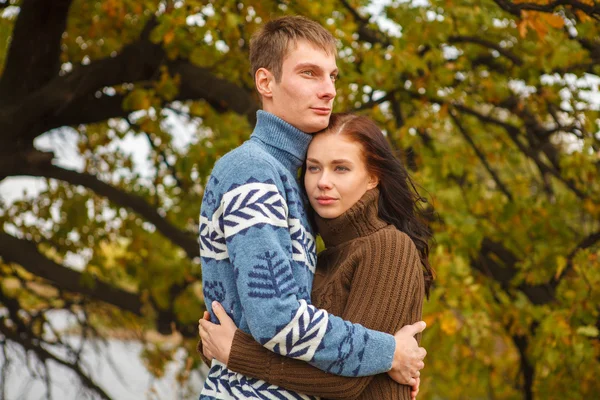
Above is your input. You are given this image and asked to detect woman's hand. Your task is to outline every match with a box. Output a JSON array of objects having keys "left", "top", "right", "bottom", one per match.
[{"left": 198, "top": 301, "right": 238, "bottom": 365}]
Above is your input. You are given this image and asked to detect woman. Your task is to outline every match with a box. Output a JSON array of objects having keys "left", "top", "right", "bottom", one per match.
[{"left": 198, "top": 113, "right": 434, "bottom": 399}]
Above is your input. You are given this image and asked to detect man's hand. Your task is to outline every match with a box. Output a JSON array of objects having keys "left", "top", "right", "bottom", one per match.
[
  {"left": 387, "top": 321, "right": 427, "bottom": 386},
  {"left": 198, "top": 301, "right": 238, "bottom": 365},
  {"left": 411, "top": 377, "right": 420, "bottom": 400}
]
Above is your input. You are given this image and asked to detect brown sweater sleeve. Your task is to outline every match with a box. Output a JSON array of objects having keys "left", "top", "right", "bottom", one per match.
[{"left": 226, "top": 230, "right": 424, "bottom": 399}]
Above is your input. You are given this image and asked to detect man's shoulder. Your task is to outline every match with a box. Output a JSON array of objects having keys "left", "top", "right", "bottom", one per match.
[{"left": 210, "top": 141, "right": 282, "bottom": 187}]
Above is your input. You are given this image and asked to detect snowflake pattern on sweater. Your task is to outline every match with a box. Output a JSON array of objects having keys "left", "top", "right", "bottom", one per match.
[{"left": 199, "top": 111, "right": 396, "bottom": 399}]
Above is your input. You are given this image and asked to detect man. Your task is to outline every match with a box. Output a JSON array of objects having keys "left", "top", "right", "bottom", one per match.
[{"left": 199, "top": 16, "right": 426, "bottom": 399}]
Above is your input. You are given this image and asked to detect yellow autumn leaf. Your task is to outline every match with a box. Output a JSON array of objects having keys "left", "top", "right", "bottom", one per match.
[
  {"left": 541, "top": 13, "right": 565, "bottom": 29},
  {"left": 554, "top": 255, "right": 567, "bottom": 279},
  {"left": 440, "top": 312, "right": 459, "bottom": 334},
  {"left": 164, "top": 30, "right": 175, "bottom": 45}
]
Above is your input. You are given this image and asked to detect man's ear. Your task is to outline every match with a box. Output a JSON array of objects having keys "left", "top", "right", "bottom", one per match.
[
  {"left": 255, "top": 68, "right": 274, "bottom": 99},
  {"left": 367, "top": 174, "right": 379, "bottom": 190}
]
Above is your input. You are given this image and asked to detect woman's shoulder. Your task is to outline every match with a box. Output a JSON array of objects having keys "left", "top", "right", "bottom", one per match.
[{"left": 368, "top": 225, "right": 419, "bottom": 252}]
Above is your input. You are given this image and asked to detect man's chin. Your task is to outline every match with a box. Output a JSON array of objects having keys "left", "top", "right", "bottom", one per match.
[{"left": 303, "top": 117, "right": 331, "bottom": 134}]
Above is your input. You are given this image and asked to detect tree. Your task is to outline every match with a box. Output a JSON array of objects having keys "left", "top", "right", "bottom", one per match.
[{"left": 0, "top": 0, "right": 599, "bottom": 399}]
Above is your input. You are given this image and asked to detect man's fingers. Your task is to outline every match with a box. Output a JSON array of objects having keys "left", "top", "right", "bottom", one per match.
[
  {"left": 418, "top": 346, "right": 427, "bottom": 359},
  {"left": 203, "top": 311, "right": 210, "bottom": 321},
  {"left": 406, "top": 377, "right": 417, "bottom": 387},
  {"left": 400, "top": 321, "right": 426, "bottom": 337}
]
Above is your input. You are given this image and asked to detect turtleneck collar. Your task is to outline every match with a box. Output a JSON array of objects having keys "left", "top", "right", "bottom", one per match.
[
  {"left": 249, "top": 110, "right": 313, "bottom": 174},
  {"left": 315, "top": 188, "right": 389, "bottom": 248}
]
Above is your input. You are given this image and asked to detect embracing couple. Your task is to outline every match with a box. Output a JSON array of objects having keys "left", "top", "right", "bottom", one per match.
[{"left": 197, "top": 15, "right": 434, "bottom": 400}]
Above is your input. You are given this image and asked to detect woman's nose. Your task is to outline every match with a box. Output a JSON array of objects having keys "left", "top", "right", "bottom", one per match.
[{"left": 317, "top": 173, "right": 332, "bottom": 190}]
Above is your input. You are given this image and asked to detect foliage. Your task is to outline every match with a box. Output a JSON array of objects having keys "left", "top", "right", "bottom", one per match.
[{"left": 0, "top": 0, "right": 599, "bottom": 399}]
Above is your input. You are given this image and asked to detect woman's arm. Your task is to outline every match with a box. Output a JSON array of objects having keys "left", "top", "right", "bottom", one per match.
[{"left": 204, "top": 230, "right": 424, "bottom": 399}]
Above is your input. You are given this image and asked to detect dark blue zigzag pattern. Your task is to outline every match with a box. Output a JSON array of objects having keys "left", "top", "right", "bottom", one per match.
[
  {"left": 326, "top": 324, "right": 355, "bottom": 375},
  {"left": 352, "top": 330, "right": 370, "bottom": 376},
  {"left": 203, "top": 363, "right": 318, "bottom": 399}
]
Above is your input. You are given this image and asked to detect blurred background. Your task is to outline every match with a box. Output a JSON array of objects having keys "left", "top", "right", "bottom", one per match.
[{"left": 0, "top": 0, "right": 599, "bottom": 399}]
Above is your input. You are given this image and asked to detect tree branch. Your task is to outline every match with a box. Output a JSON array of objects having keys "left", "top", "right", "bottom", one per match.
[
  {"left": 493, "top": 0, "right": 600, "bottom": 20},
  {"left": 549, "top": 230, "right": 600, "bottom": 289},
  {"left": 1, "top": 151, "right": 200, "bottom": 259},
  {"left": 338, "top": 0, "right": 392, "bottom": 46},
  {"left": 0, "top": 293, "right": 113, "bottom": 400},
  {"left": 474, "top": 238, "right": 556, "bottom": 305},
  {"left": 0, "top": 231, "right": 143, "bottom": 316},
  {"left": 449, "top": 110, "right": 514, "bottom": 201},
  {"left": 452, "top": 103, "right": 588, "bottom": 200},
  {"left": 448, "top": 35, "right": 524, "bottom": 66},
  {"left": 0, "top": 0, "right": 74, "bottom": 105},
  {"left": 0, "top": 18, "right": 258, "bottom": 151}
]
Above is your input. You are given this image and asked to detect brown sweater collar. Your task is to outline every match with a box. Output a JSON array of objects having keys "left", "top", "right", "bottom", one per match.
[{"left": 315, "top": 188, "right": 388, "bottom": 248}]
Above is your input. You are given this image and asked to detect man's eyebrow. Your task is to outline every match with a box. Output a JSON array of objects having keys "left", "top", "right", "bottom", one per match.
[{"left": 295, "top": 63, "right": 338, "bottom": 75}]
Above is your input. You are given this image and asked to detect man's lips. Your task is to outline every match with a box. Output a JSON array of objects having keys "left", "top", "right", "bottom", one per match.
[
  {"left": 311, "top": 107, "right": 331, "bottom": 115},
  {"left": 316, "top": 196, "right": 337, "bottom": 205}
]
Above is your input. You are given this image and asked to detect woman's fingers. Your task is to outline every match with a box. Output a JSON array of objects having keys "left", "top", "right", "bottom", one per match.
[
  {"left": 199, "top": 319, "right": 212, "bottom": 339},
  {"left": 211, "top": 301, "right": 231, "bottom": 323},
  {"left": 203, "top": 311, "right": 210, "bottom": 321},
  {"left": 212, "top": 301, "right": 236, "bottom": 329}
]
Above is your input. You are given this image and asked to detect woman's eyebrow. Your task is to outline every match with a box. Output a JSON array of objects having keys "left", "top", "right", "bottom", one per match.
[
  {"left": 331, "top": 159, "right": 353, "bottom": 164},
  {"left": 306, "top": 158, "right": 321, "bottom": 164}
]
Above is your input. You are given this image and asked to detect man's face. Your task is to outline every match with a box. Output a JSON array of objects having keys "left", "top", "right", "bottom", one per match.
[{"left": 262, "top": 40, "right": 338, "bottom": 133}]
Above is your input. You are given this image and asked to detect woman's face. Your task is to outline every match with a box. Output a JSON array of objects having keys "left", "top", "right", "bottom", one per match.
[{"left": 304, "top": 132, "right": 378, "bottom": 219}]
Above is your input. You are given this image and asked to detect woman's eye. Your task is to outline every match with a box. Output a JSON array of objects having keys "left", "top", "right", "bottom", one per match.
[
  {"left": 307, "top": 165, "right": 319, "bottom": 172},
  {"left": 335, "top": 166, "right": 349, "bottom": 172}
]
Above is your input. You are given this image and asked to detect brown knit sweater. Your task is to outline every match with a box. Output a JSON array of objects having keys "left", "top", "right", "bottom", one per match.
[{"left": 203, "top": 188, "right": 425, "bottom": 399}]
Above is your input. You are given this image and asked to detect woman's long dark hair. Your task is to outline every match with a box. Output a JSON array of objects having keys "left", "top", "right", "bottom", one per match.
[{"left": 314, "top": 113, "right": 435, "bottom": 296}]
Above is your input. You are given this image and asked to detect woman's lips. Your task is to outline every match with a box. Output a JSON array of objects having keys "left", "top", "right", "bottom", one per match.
[{"left": 316, "top": 197, "right": 337, "bottom": 205}]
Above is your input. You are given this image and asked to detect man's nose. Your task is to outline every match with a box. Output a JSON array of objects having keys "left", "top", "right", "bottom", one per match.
[{"left": 318, "top": 77, "right": 336, "bottom": 100}]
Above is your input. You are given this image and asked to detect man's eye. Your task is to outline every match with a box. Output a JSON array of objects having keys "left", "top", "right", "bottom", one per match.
[
  {"left": 302, "top": 70, "right": 314, "bottom": 76},
  {"left": 330, "top": 74, "right": 338, "bottom": 82}
]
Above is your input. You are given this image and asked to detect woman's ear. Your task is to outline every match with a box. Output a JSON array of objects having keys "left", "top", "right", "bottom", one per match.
[
  {"left": 367, "top": 174, "right": 379, "bottom": 190},
  {"left": 255, "top": 68, "right": 274, "bottom": 98}
]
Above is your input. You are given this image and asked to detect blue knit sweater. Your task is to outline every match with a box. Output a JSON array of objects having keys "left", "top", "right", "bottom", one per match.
[{"left": 199, "top": 111, "right": 395, "bottom": 399}]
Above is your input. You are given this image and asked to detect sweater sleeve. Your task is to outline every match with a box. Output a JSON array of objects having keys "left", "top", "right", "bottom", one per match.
[
  {"left": 225, "top": 230, "right": 425, "bottom": 399},
  {"left": 205, "top": 158, "right": 396, "bottom": 377}
]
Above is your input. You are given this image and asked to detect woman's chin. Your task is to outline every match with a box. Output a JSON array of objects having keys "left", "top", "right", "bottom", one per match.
[{"left": 314, "top": 207, "right": 343, "bottom": 220}]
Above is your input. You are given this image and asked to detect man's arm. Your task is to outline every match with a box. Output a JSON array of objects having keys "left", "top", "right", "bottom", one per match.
[{"left": 209, "top": 158, "right": 395, "bottom": 377}]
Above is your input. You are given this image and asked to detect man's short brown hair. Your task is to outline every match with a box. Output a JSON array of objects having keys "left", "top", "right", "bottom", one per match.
[{"left": 249, "top": 16, "right": 336, "bottom": 82}]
